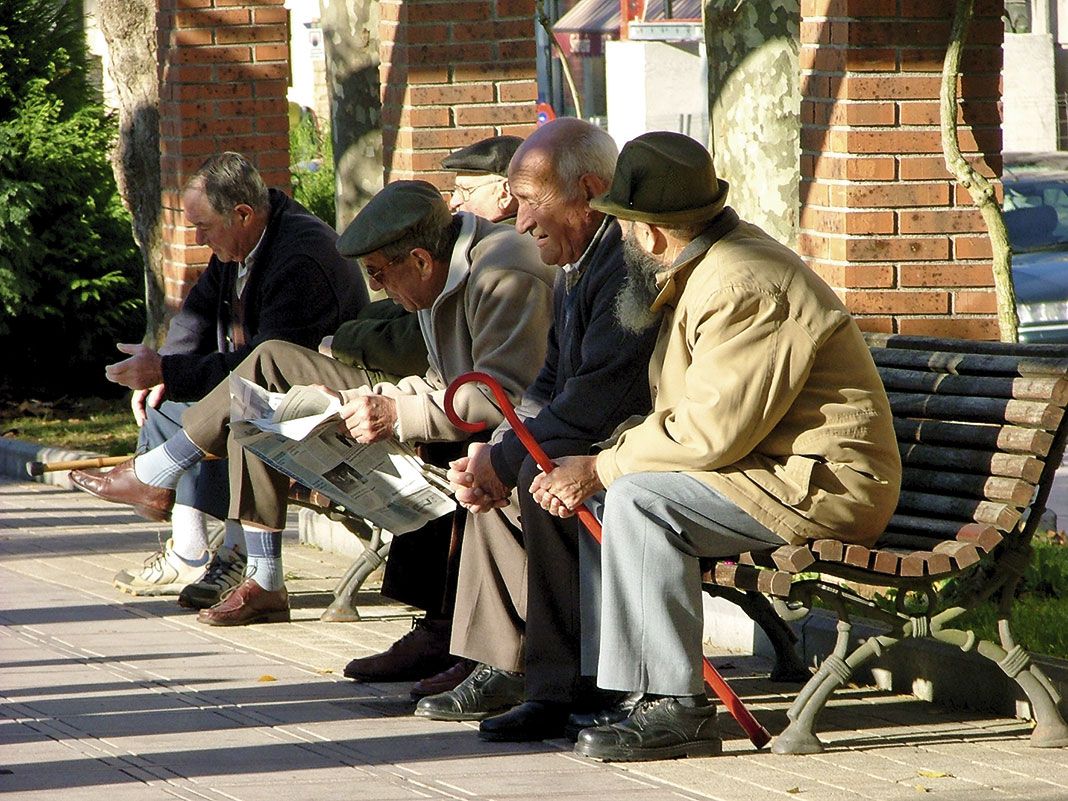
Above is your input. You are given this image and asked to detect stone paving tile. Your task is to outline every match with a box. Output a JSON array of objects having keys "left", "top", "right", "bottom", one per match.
[{"left": 6, "top": 478, "right": 1068, "bottom": 801}]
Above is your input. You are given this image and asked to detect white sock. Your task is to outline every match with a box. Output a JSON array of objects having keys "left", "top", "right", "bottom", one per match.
[
  {"left": 170, "top": 504, "right": 212, "bottom": 561},
  {"left": 222, "top": 519, "right": 246, "bottom": 554}
]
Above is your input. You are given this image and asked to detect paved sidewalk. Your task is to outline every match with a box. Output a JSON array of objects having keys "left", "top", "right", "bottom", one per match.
[{"left": 3, "top": 479, "right": 1068, "bottom": 801}]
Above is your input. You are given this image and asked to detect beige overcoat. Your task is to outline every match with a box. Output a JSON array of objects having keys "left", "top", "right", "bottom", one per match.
[{"left": 595, "top": 219, "right": 902, "bottom": 546}]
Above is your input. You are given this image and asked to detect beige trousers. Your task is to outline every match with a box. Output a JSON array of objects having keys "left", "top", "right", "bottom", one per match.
[
  {"left": 449, "top": 507, "right": 527, "bottom": 672},
  {"left": 182, "top": 340, "right": 372, "bottom": 530}
]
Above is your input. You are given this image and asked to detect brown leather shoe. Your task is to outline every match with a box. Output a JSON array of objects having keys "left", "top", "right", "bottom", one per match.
[
  {"left": 411, "top": 658, "right": 478, "bottom": 698},
  {"left": 196, "top": 579, "right": 290, "bottom": 626},
  {"left": 343, "top": 618, "right": 454, "bottom": 682},
  {"left": 70, "top": 458, "right": 175, "bottom": 522}
]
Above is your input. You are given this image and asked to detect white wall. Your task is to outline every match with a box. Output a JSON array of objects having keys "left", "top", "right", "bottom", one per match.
[
  {"left": 1004, "top": 32, "right": 1059, "bottom": 153},
  {"left": 604, "top": 39, "right": 709, "bottom": 149}
]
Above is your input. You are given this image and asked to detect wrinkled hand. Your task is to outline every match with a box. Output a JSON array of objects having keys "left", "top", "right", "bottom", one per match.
[
  {"left": 105, "top": 343, "right": 163, "bottom": 390},
  {"left": 130, "top": 384, "right": 166, "bottom": 427},
  {"left": 336, "top": 393, "right": 398, "bottom": 444},
  {"left": 318, "top": 335, "right": 334, "bottom": 358},
  {"left": 447, "top": 442, "right": 510, "bottom": 513},
  {"left": 529, "top": 455, "right": 602, "bottom": 518}
]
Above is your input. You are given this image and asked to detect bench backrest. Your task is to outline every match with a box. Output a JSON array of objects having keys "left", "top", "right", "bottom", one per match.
[{"left": 869, "top": 333, "right": 1068, "bottom": 553}]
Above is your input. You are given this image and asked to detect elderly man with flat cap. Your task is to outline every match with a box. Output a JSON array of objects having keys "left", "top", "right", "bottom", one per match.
[
  {"left": 71, "top": 180, "right": 555, "bottom": 627},
  {"left": 442, "top": 135, "right": 523, "bottom": 222},
  {"left": 527, "top": 132, "right": 902, "bottom": 761}
]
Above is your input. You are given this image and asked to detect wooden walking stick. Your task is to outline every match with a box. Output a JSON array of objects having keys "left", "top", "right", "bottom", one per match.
[
  {"left": 26, "top": 455, "right": 130, "bottom": 477},
  {"left": 444, "top": 371, "right": 771, "bottom": 750}
]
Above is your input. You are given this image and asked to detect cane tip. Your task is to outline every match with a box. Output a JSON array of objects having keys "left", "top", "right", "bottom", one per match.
[{"left": 26, "top": 461, "right": 44, "bottom": 477}]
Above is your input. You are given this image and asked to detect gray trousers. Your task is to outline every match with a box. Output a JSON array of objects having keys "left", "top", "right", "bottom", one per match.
[{"left": 594, "top": 472, "right": 784, "bottom": 696}]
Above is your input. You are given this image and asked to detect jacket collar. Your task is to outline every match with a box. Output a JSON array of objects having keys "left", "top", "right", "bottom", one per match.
[{"left": 650, "top": 207, "right": 739, "bottom": 312}]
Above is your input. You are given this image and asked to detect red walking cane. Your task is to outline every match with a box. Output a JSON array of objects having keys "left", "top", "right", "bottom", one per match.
[{"left": 443, "top": 371, "right": 771, "bottom": 750}]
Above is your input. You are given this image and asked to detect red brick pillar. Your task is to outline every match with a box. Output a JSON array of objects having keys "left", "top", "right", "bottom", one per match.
[
  {"left": 156, "top": 0, "right": 291, "bottom": 310},
  {"left": 378, "top": 0, "right": 539, "bottom": 190},
  {"left": 798, "top": 0, "right": 1004, "bottom": 339}
]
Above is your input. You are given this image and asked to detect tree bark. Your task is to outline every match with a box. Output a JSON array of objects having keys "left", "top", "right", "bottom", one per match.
[
  {"left": 96, "top": 0, "right": 166, "bottom": 345},
  {"left": 941, "top": 0, "right": 1018, "bottom": 342},
  {"left": 319, "top": 0, "right": 383, "bottom": 230}
]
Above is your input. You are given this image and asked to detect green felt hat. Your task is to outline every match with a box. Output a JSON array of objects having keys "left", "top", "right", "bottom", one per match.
[
  {"left": 590, "top": 131, "right": 729, "bottom": 226},
  {"left": 337, "top": 180, "right": 449, "bottom": 257}
]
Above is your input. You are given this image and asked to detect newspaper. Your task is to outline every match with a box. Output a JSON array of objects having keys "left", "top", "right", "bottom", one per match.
[{"left": 227, "top": 375, "right": 455, "bottom": 535}]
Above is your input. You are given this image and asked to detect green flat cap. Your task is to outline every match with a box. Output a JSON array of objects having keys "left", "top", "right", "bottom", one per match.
[
  {"left": 441, "top": 135, "right": 524, "bottom": 176},
  {"left": 590, "top": 131, "right": 729, "bottom": 226},
  {"left": 337, "top": 180, "right": 449, "bottom": 257}
]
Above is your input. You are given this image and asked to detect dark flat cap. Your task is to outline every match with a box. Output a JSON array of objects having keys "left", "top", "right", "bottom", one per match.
[
  {"left": 336, "top": 180, "right": 449, "bottom": 257},
  {"left": 440, "top": 135, "right": 524, "bottom": 176}
]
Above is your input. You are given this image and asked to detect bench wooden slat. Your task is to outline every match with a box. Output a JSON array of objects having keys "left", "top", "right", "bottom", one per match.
[
  {"left": 899, "top": 443, "right": 1045, "bottom": 483},
  {"left": 900, "top": 550, "right": 954, "bottom": 577},
  {"left": 869, "top": 340, "right": 1068, "bottom": 376},
  {"left": 932, "top": 540, "right": 981, "bottom": 570},
  {"left": 893, "top": 418, "right": 1053, "bottom": 457},
  {"left": 876, "top": 367, "right": 1068, "bottom": 405},
  {"left": 895, "top": 490, "right": 1021, "bottom": 531},
  {"left": 887, "top": 393, "right": 1064, "bottom": 429},
  {"left": 901, "top": 468, "right": 1036, "bottom": 505},
  {"left": 709, "top": 561, "right": 792, "bottom": 597},
  {"left": 880, "top": 524, "right": 1003, "bottom": 554}
]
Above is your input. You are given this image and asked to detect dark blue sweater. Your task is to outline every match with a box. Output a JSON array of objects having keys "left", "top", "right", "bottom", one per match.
[{"left": 490, "top": 218, "right": 659, "bottom": 487}]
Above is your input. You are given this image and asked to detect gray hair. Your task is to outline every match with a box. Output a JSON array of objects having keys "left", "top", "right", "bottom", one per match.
[
  {"left": 379, "top": 205, "right": 458, "bottom": 263},
  {"left": 553, "top": 124, "right": 617, "bottom": 199},
  {"left": 187, "top": 152, "right": 270, "bottom": 215}
]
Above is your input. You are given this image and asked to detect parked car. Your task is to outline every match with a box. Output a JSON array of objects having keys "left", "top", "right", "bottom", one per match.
[{"left": 1003, "top": 156, "right": 1068, "bottom": 343}]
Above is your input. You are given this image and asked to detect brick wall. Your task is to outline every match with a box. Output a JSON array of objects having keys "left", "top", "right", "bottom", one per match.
[
  {"left": 798, "top": 0, "right": 1004, "bottom": 339},
  {"left": 378, "top": 0, "right": 539, "bottom": 190},
  {"left": 156, "top": 0, "right": 291, "bottom": 310}
]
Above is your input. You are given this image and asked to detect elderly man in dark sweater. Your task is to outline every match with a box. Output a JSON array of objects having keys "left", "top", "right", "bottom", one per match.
[
  {"left": 101, "top": 151, "right": 367, "bottom": 602},
  {"left": 416, "top": 118, "right": 660, "bottom": 742}
]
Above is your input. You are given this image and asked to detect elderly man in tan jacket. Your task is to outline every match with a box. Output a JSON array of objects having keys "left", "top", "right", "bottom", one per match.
[{"left": 531, "top": 132, "right": 902, "bottom": 762}]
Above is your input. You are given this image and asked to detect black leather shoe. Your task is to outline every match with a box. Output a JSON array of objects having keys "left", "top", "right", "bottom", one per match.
[
  {"left": 564, "top": 691, "right": 645, "bottom": 741},
  {"left": 478, "top": 700, "right": 571, "bottom": 742},
  {"left": 574, "top": 697, "right": 722, "bottom": 762},
  {"left": 415, "top": 663, "right": 524, "bottom": 721}
]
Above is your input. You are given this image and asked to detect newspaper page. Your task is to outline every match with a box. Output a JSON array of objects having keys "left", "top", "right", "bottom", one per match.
[{"left": 228, "top": 376, "right": 455, "bottom": 534}]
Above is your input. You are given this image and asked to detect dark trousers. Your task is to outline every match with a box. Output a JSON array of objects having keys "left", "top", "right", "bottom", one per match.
[
  {"left": 380, "top": 440, "right": 468, "bottom": 617},
  {"left": 517, "top": 456, "right": 585, "bottom": 703},
  {"left": 140, "top": 401, "right": 229, "bottom": 520}
]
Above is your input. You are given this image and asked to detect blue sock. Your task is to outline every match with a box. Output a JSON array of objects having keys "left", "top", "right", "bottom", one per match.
[{"left": 243, "top": 526, "right": 284, "bottom": 591}]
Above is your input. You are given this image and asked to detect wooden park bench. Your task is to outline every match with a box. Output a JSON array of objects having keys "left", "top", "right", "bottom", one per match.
[{"left": 703, "top": 333, "right": 1068, "bottom": 754}]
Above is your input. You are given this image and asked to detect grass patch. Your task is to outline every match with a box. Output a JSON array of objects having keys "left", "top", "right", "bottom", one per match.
[{"left": 0, "top": 396, "right": 137, "bottom": 456}]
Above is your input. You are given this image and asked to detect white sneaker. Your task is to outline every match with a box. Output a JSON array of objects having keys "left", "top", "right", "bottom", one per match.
[
  {"left": 177, "top": 546, "right": 247, "bottom": 610},
  {"left": 113, "top": 539, "right": 208, "bottom": 596}
]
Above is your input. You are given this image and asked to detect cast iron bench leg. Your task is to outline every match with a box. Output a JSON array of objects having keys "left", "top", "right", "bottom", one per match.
[{"left": 320, "top": 524, "right": 391, "bottom": 623}]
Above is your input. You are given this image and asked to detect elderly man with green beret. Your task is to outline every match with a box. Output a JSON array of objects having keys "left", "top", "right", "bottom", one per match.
[
  {"left": 529, "top": 132, "right": 902, "bottom": 761},
  {"left": 70, "top": 180, "right": 556, "bottom": 626}
]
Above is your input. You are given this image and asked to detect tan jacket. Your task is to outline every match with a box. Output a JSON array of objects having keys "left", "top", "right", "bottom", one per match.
[
  {"left": 341, "top": 214, "right": 556, "bottom": 443},
  {"left": 595, "top": 219, "right": 901, "bottom": 546}
]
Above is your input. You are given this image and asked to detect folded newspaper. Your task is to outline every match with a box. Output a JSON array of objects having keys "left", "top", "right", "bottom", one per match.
[{"left": 228, "top": 375, "right": 455, "bottom": 534}]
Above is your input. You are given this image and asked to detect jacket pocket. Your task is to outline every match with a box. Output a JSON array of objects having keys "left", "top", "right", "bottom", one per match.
[{"left": 748, "top": 454, "right": 817, "bottom": 507}]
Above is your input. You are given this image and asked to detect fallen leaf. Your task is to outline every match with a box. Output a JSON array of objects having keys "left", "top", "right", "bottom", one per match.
[
  {"left": 914, "top": 786, "right": 929, "bottom": 794},
  {"left": 316, "top": 668, "right": 334, "bottom": 674},
  {"left": 917, "top": 770, "right": 953, "bottom": 779},
  {"left": 258, "top": 674, "right": 277, "bottom": 682},
  {"left": 786, "top": 787, "right": 801, "bottom": 794}
]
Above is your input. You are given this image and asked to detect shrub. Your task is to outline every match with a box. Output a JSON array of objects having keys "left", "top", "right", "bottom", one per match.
[
  {"left": 0, "top": 0, "right": 143, "bottom": 396},
  {"left": 289, "top": 104, "right": 337, "bottom": 226}
]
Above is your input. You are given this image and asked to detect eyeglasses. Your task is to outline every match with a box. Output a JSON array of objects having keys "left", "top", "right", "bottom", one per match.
[
  {"left": 452, "top": 175, "right": 504, "bottom": 204},
  {"left": 362, "top": 250, "right": 409, "bottom": 285}
]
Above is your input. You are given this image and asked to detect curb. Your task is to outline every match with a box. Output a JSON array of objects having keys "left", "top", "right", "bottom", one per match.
[{"left": 0, "top": 435, "right": 106, "bottom": 490}]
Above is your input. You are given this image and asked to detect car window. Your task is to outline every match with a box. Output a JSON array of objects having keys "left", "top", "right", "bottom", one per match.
[{"left": 1004, "top": 180, "right": 1068, "bottom": 251}]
